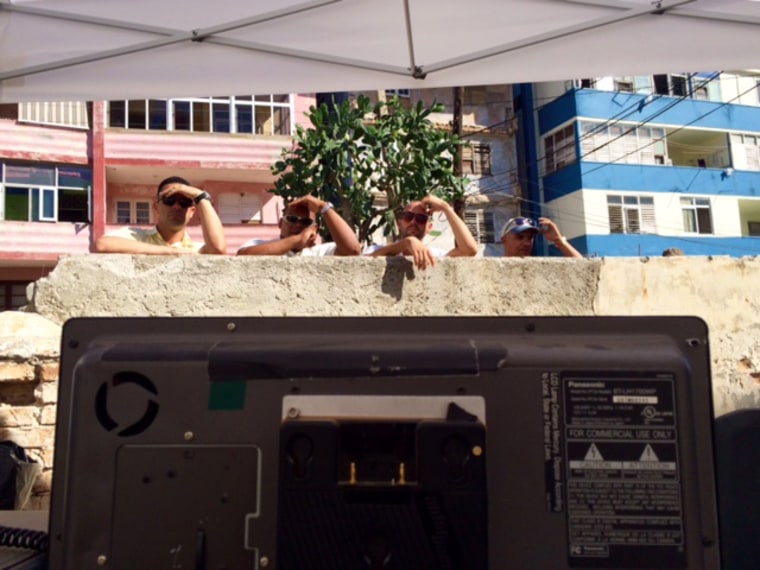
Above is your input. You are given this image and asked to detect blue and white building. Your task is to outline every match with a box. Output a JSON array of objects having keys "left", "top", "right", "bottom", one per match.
[{"left": 516, "top": 72, "right": 760, "bottom": 257}]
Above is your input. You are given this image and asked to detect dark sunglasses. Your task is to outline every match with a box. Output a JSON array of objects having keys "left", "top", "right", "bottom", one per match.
[
  {"left": 284, "top": 215, "right": 314, "bottom": 227},
  {"left": 513, "top": 217, "right": 537, "bottom": 227},
  {"left": 161, "top": 195, "right": 193, "bottom": 208},
  {"left": 396, "top": 211, "right": 430, "bottom": 224}
]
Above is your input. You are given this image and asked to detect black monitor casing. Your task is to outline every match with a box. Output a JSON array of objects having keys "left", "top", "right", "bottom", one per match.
[{"left": 49, "top": 316, "right": 720, "bottom": 569}]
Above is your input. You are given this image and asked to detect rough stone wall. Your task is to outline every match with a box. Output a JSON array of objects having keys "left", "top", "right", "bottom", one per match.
[
  {"left": 0, "top": 312, "right": 61, "bottom": 510},
  {"left": 8, "top": 253, "right": 760, "bottom": 509}
]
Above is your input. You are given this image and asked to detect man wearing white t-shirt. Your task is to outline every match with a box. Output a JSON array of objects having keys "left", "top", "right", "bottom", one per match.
[{"left": 237, "top": 195, "right": 360, "bottom": 257}]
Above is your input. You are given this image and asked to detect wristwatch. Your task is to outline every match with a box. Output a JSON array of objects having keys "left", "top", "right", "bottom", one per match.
[
  {"left": 320, "top": 201, "right": 334, "bottom": 215},
  {"left": 194, "top": 191, "right": 211, "bottom": 204}
]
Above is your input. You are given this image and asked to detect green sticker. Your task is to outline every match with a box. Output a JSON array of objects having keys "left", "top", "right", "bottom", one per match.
[{"left": 208, "top": 380, "right": 247, "bottom": 410}]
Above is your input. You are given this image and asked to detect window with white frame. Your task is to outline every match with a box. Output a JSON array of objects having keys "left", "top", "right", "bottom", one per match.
[
  {"left": 607, "top": 195, "right": 656, "bottom": 234},
  {"left": 115, "top": 200, "right": 152, "bottom": 224},
  {"left": 462, "top": 143, "right": 492, "bottom": 176},
  {"left": 217, "top": 192, "right": 262, "bottom": 224},
  {"left": 0, "top": 163, "right": 91, "bottom": 223},
  {"left": 680, "top": 197, "right": 712, "bottom": 234},
  {"left": 544, "top": 124, "right": 576, "bottom": 174},
  {"left": 108, "top": 95, "right": 293, "bottom": 135},
  {"left": 385, "top": 89, "right": 411, "bottom": 98},
  {"left": 463, "top": 209, "right": 495, "bottom": 244}
]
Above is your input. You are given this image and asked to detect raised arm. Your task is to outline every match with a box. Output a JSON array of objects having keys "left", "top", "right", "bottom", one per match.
[
  {"left": 92, "top": 235, "right": 192, "bottom": 255},
  {"left": 237, "top": 226, "right": 318, "bottom": 256},
  {"left": 289, "top": 195, "right": 361, "bottom": 256},
  {"left": 538, "top": 217, "right": 583, "bottom": 258},
  {"left": 421, "top": 195, "right": 478, "bottom": 257},
  {"left": 367, "top": 237, "right": 436, "bottom": 270},
  {"left": 162, "top": 183, "right": 226, "bottom": 254}
]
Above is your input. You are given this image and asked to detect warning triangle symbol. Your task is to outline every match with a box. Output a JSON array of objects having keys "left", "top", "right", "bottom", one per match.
[
  {"left": 640, "top": 444, "right": 659, "bottom": 462},
  {"left": 584, "top": 443, "right": 603, "bottom": 461}
]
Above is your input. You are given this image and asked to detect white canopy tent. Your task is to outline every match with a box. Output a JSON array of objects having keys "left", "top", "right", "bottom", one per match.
[{"left": 1, "top": 0, "right": 759, "bottom": 102}]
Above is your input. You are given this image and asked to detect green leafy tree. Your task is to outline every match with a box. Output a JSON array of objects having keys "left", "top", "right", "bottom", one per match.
[{"left": 271, "top": 95, "right": 468, "bottom": 245}]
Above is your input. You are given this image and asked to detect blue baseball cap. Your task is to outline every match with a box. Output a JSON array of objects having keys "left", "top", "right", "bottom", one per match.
[{"left": 501, "top": 217, "right": 539, "bottom": 238}]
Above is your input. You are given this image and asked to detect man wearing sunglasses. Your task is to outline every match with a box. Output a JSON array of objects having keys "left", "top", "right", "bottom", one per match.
[
  {"left": 237, "top": 194, "right": 360, "bottom": 256},
  {"left": 365, "top": 194, "right": 478, "bottom": 270},
  {"left": 501, "top": 216, "right": 582, "bottom": 258},
  {"left": 92, "top": 176, "right": 226, "bottom": 255}
]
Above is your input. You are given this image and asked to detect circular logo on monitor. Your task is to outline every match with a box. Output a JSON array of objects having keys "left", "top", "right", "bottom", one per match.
[{"left": 95, "top": 371, "right": 159, "bottom": 437}]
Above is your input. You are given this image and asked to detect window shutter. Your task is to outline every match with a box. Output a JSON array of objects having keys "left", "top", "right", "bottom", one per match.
[
  {"left": 240, "top": 194, "right": 262, "bottom": 223},
  {"left": 462, "top": 146, "right": 474, "bottom": 174},
  {"left": 476, "top": 144, "right": 492, "bottom": 176},
  {"left": 218, "top": 193, "right": 262, "bottom": 224},
  {"left": 463, "top": 210, "right": 495, "bottom": 244},
  {"left": 746, "top": 145, "right": 760, "bottom": 170},
  {"left": 639, "top": 202, "right": 656, "bottom": 234},
  {"left": 19, "top": 101, "right": 89, "bottom": 129},
  {"left": 625, "top": 131, "right": 639, "bottom": 164},
  {"left": 608, "top": 205, "right": 624, "bottom": 233},
  {"left": 464, "top": 210, "right": 480, "bottom": 242},
  {"left": 626, "top": 208, "right": 641, "bottom": 234}
]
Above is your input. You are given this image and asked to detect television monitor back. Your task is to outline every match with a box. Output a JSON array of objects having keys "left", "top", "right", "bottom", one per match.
[{"left": 48, "top": 316, "right": 720, "bottom": 569}]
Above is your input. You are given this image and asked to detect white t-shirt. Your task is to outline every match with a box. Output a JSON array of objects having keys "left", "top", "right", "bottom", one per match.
[
  {"left": 363, "top": 243, "right": 448, "bottom": 257},
  {"left": 238, "top": 239, "right": 337, "bottom": 256}
]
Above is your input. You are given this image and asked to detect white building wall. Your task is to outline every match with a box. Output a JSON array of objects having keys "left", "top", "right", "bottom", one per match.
[
  {"left": 550, "top": 189, "right": 744, "bottom": 239},
  {"left": 711, "top": 195, "right": 743, "bottom": 237},
  {"left": 654, "top": 194, "right": 741, "bottom": 238}
]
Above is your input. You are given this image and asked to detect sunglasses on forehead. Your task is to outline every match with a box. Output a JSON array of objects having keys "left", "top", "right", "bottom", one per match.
[
  {"left": 513, "top": 217, "right": 537, "bottom": 227},
  {"left": 284, "top": 215, "right": 314, "bottom": 227},
  {"left": 396, "top": 211, "right": 430, "bottom": 225},
  {"left": 160, "top": 195, "right": 193, "bottom": 208}
]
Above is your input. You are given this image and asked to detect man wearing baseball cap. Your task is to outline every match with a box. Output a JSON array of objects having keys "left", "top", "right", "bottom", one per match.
[{"left": 501, "top": 216, "right": 582, "bottom": 258}]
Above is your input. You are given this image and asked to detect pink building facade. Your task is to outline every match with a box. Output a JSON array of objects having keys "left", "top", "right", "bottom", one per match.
[{"left": 0, "top": 94, "right": 315, "bottom": 308}]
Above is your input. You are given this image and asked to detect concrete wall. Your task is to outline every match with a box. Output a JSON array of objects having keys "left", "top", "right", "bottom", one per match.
[{"left": 6, "top": 253, "right": 760, "bottom": 508}]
